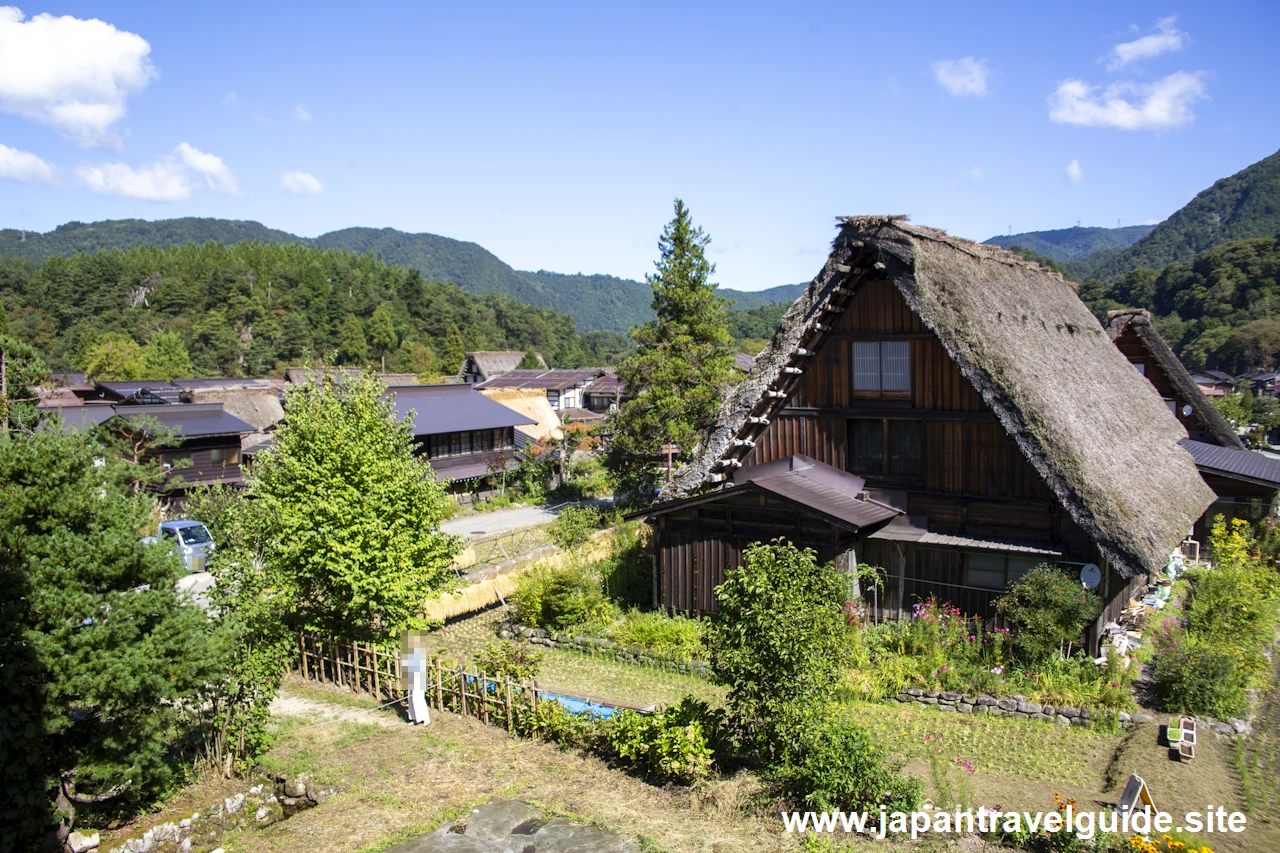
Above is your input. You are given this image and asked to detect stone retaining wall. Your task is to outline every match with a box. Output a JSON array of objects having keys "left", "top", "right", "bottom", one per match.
[
  {"left": 893, "top": 687, "right": 1152, "bottom": 728},
  {"left": 497, "top": 621, "right": 711, "bottom": 679}
]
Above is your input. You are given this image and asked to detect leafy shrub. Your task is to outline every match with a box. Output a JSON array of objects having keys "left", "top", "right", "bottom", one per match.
[
  {"left": 513, "top": 697, "right": 600, "bottom": 747},
  {"left": 995, "top": 565, "right": 1102, "bottom": 662},
  {"left": 778, "top": 709, "right": 922, "bottom": 813},
  {"left": 597, "top": 521, "right": 652, "bottom": 608},
  {"left": 510, "top": 562, "right": 613, "bottom": 632},
  {"left": 1153, "top": 639, "right": 1248, "bottom": 719},
  {"left": 707, "top": 540, "right": 850, "bottom": 758},
  {"left": 473, "top": 641, "right": 543, "bottom": 682},
  {"left": 548, "top": 505, "right": 604, "bottom": 549},
  {"left": 609, "top": 610, "right": 705, "bottom": 662},
  {"left": 605, "top": 698, "right": 720, "bottom": 783}
]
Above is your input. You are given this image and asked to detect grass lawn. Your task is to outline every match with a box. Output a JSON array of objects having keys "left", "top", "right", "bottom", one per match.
[{"left": 429, "top": 607, "right": 724, "bottom": 708}]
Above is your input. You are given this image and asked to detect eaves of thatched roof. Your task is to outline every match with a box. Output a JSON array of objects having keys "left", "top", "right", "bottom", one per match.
[
  {"left": 660, "top": 216, "right": 1215, "bottom": 578},
  {"left": 1105, "top": 308, "right": 1244, "bottom": 450}
]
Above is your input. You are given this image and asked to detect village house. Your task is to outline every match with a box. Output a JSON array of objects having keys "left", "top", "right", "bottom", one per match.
[
  {"left": 635, "top": 217, "right": 1214, "bottom": 650},
  {"left": 458, "top": 350, "right": 547, "bottom": 384},
  {"left": 1107, "top": 309, "right": 1280, "bottom": 544},
  {"left": 582, "top": 371, "right": 629, "bottom": 414},
  {"left": 55, "top": 402, "right": 255, "bottom": 500},
  {"left": 476, "top": 368, "right": 608, "bottom": 423},
  {"left": 382, "top": 383, "right": 535, "bottom": 501}
]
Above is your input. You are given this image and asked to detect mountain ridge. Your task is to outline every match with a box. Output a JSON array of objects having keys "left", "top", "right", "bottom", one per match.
[{"left": 0, "top": 218, "right": 803, "bottom": 334}]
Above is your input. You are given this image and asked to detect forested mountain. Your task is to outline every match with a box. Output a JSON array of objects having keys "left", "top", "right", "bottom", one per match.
[
  {"left": 0, "top": 218, "right": 802, "bottom": 334},
  {"left": 1087, "top": 236, "right": 1280, "bottom": 374},
  {"left": 1088, "top": 149, "right": 1280, "bottom": 281},
  {"left": 0, "top": 242, "right": 601, "bottom": 378},
  {"left": 982, "top": 224, "right": 1154, "bottom": 262}
]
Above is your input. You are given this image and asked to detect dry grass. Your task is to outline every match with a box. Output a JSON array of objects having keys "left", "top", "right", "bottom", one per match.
[{"left": 227, "top": 693, "right": 788, "bottom": 853}]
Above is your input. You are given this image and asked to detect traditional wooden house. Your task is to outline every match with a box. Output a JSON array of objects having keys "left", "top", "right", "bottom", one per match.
[
  {"left": 56, "top": 402, "right": 255, "bottom": 497},
  {"left": 638, "top": 217, "right": 1213, "bottom": 644},
  {"left": 1106, "top": 309, "right": 1243, "bottom": 448},
  {"left": 383, "top": 383, "right": 535, "bottom": 499},
  {"left": 1105, "top": 309, "right": 1280, "bottom": 542},
  {"left": 476, "top": 368, "right": 606, "bottom": 413},
  {"left": 458, "top": 351, "right": 546, "bottom": 384}
]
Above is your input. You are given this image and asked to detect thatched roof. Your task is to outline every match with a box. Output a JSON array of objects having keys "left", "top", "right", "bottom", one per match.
[
  {"left": 183, "top": 386, "right": 284, "bottom": 431},
  {"left": 462, "top": 350, "right": 545, "bottom": 380},
  {"left": 477, "top": 388, "right": 564, "bottom": 441},
  {"left": 1105, "top": 309, "right": 1244, "bottom": 450},
  {"left": 661, "top": 216, "right": 1214, "bottom": 578}
]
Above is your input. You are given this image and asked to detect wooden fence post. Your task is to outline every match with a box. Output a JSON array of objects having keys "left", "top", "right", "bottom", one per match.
[
  {"left": 372, "top": 642, "right": 380, "bottom": 699},
  {"left": 459, "top": 667, "right": 468, "bottom": 717},
  {"left": 300, "top": 632, "right": 308, "bottom": 679},
  {"left": 505, "top": 677, "right": 514, "bottom": 732}
]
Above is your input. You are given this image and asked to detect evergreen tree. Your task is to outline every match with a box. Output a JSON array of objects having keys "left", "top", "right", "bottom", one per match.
[
  {"left": 250, "top": 374, "right": 461, "bottom": 640},
  {"left": 336, "top": 313, "right": 370, "bottom": 365},
  {"left": 608, "top": 199, "right": 734, "bottom": 503},
  {"left": 516, "top": 348, "right": 543, "bottom": 369},
  {"left": 368, "top": 304, "right": 398, "bottom": 361},
  {"left": 140, "top": 330, "right": 193, "bottom": 380},
  {"left": 440, "top": 323, "right": 466, "bottom": 375},
  {"left": 0, "top": 334, "right": 46, "bottom": 437},
  {"left": 0, "top": 428, "right": 222, "bottom": 848}
]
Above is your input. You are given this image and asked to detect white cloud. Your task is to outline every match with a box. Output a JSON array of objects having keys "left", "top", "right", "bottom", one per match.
[
  {"left": 0, "top": 6, "right": 156, "bottom": 147},
  {"left": 222, "top": 91, "right": 238, "bottom": 107},
  {"left": 76, "top": 159, "right": 190, "bottom": 201},
  {"left": 1066, "top": 159, "right": 1084, "bottom": 184},
  {"left": 1107, "top": 17, "right": 1187, "bottom": 70},
  {"left": 0, "top": 142, "right": 57, "bottom": 183},
  {"left": 932, "top": 57, "right": 991, "bottom": 97},
  {"left": 293, "top": 103, "right": 312, "bottom": 122},
  {"left": 280, "top": 170, "right": 323, "bottom": 194},
  {"left": 967, "top": 165, "right": 984, "bottom": 180},
  {"left": 1048, "top": 71, "right": 1207, "bottom": 131},
  {"left": 76, "top": 142, "right": 239, "bottom": 201},
  {"left": 176, "top": 142, "right": 240, "bottom": 194}
]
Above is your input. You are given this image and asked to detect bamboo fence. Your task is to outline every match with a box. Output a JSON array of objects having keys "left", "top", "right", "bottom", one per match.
[{"left": 294, "top": 632, "right": 549, "bottom": 731}]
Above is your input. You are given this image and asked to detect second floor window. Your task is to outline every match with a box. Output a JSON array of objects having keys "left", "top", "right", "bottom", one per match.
[
  {"left": 853, "top": 340, "right": 911, "bottom": 393},
  {"left": 847, "top": 418, "right": 922, "bottom": 477}
]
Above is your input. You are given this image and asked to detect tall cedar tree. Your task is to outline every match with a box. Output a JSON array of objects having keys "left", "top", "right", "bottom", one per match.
[
  {"left": 337, "top": 313, "right": 370, "bottom": 365},
  {"left": 441, "top": 324, "right": 467, "bottom": 375},
  {"left": 0, "top": 428, "right": 222, "bottom": 849},
  {"left": 368, "top": 305, "right": 398, "bottom": 359},
  {"left": 250, "top": 373, "right": 461, "bottom": 640},
  {"left": 609, "top": 199, "right": 734, "bottom": 502},
  {"left": 516, "top": 348, "right": 543, "bottom": 369}
]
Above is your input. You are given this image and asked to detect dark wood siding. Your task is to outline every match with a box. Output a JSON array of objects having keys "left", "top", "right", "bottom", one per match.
[{"left": 653, "top": 276, "right": 1120, "bottom": 648}]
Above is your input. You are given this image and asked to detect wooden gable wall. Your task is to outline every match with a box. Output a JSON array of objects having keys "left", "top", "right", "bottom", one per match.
[
  {"left": 1110, "top": 325, "right": 1212, "bottom": 443},
  {"left": 741, "top": 278, "right": 1093, "bottom": 554}
]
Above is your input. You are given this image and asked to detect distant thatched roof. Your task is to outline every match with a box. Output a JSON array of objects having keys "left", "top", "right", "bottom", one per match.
[
  {"left": 1105, "top": 309, "right": 1244, "bottom": 450},
  {"left": 462, "top": 350, "right": 545, "bottom": 380},
  {"left": 477, "top": 387, "right": 564, "bottom": 441},
  {"left": 284, "top": 367, "right": 418, "bottom": 385},
  {"left": 662, "top": 216, "right": 1214, "bottom": 578},
  {"left": 183, "top": 386, "right": 284, "bottom": 431}
]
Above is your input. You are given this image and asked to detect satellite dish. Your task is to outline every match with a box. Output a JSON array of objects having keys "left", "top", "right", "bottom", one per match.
[
  {"left": 1080, "top": 563, "right": 1102, "bottom": 589},
  {"left": 1181, "top": 404, "right": 1193, "bottom": 416}
]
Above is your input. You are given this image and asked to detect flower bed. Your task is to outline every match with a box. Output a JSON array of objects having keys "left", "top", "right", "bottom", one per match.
[{"left": 890, "top": 687, "right": 1151, "bottom": 728}]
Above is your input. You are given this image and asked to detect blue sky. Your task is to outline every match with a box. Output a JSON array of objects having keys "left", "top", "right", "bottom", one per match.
[{"left": 1, "top": 1, "right": 1277, "bottom": 291}]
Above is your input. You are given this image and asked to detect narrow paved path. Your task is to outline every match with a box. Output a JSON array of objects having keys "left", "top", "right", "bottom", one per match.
[{"left": 441, "top": 498, "right": 612, "bottom": 539}]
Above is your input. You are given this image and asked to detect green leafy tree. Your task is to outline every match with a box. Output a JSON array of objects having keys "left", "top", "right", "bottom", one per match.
[
  {"left": 440, "top": 323, "right": 466, "bottom": 375},
  {"left": 368, "top": 304, "right": 398, "bottom": 366},
  {"left": 182, "top": 485, "right": 295, "bottom": 776},
  {"left": 0, "top": 428, "right": 221, "bottom": 849},
  {"left": 705, "top": 540, "right": 848, "bottom": 758},
  {"left": 995, "top": 564, "right": 1103, "bottom": 662},
  {"left": 82, "top": 334, "right": 145, "bottom": 382},
  {"left": 251, "top": 373, "right": 461, "bottom": 639},
  {"left": 516, "top": 348, "right": 543, "bottom": 369},
  {"left": 609, "top": 199, "right": 734, "bottom": 503},
  {"left": 336, "top": 313, "right": 370, "bottom": 365},
  {"left": 140, "top": 330, "right": 193, "bottom": 379}
]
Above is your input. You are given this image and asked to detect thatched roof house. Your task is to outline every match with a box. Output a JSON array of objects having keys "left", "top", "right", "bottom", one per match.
[
  {"left": 459, "top": 350, "right": 546, "bottom": 384},
  {"left": 1105, "top": 308, "right": 1244, "bottom": 449},
  {"left": 660, "top": 216, "right": 1213, "bottom": 580}
]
